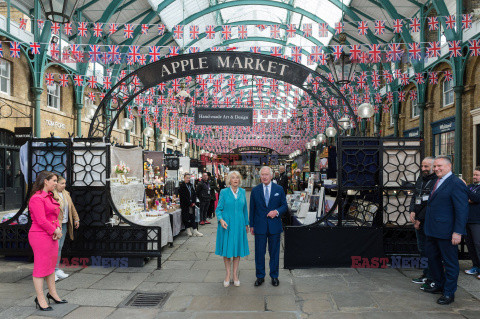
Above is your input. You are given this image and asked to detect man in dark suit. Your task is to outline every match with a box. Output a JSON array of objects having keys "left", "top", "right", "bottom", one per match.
[
  {"left": 464, "top": 166, "right": 480, "bottom": 278},
  {"left": 278, "top": 166, "right": 289, "bottom": 195},
  {"left": 196, "top": 173, "right": 211, "bottom": 225},
  {"left": 178, "top": 173, "right": 202, "bottom": 237},
  {"left": 409, "top": 156, "right": 436, "bottom": 285},
  {"left": 423, "top": 156, "right": 469, "bottom": 305},
  {"left": 250, "top": 166, "right": 288, "bottom": 287}
]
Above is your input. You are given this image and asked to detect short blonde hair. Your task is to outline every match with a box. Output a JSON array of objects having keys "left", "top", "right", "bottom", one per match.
[{"left": 226, "top": 171, "right": 242, "bottom": 186}]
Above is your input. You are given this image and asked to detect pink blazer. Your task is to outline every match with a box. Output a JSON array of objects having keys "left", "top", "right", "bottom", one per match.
[{"left": 29, "top": 191, "right": 60, "bottom": 236}]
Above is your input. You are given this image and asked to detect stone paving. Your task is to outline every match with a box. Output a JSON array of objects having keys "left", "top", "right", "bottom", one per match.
[{"left": 0, "top": 220, "right": 480, "bottom": 318}]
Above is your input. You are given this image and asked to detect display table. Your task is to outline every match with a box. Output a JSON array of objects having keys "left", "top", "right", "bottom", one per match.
[
  {"left": 111, "top": 182, "right": 145, "bottom": 204},
  {"left": 122, "top": 214, "right": 173, "bottom": 248}
]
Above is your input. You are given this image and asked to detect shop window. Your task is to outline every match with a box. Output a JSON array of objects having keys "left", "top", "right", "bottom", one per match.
[
  {"left": 131, "top": 117, "right": 137, "bottom": 135},
  {"left": 411, "top": 99, "right": 419, "bottom": 118},
  {"left": 47, "top": 82, "right": 61, "bottom": 110},
  {"left": 434, "top": 130, "right": 455, "bottom": 163},
  {"left": 439, "top": 25, "right": 446, "bottom": 47},
  {"left": 0, "top": 58, "right": 11, "bottom": 95},
  {"left": 389, "top": 107, "right": 394, "bottom": 126},
  {"left": 110, "top": 109, "right": 118, "bottom": 129},
  {"left": 442, "top": 80, "right": 454, "bottom": 107}
]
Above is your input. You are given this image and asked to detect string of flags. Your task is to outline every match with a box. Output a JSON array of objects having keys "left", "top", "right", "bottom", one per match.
[{"left": 18, "top": 14, "right": 474, "bottom": 39}]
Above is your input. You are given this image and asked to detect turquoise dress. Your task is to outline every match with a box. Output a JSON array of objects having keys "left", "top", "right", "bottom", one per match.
[{"left": 215, "top": 187, "right": 250, "bottom": 258}]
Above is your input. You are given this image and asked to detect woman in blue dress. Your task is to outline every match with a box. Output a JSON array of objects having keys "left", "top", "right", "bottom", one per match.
[{"left": 215, "top": 171, "right": 250, "bottom": 287}]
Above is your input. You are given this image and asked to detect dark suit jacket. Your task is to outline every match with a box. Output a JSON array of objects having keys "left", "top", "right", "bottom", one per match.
[
  {"left": 278, "top": 172, "right": 289, "bottom": 194},
  {"left": 466, "top": 183, "right": 480, "bottom": 224},
  {"left": 249, "top": 183, "right": 288, "bottom": 235},
  {"left": 196, "top": 180, "right": 211, "bottom": 202},
  {"left": 179, "top": 182, "right": 196, "bottom": 210},
  {"left": 424, "top": 174, "right": 469, "bottom": 239}
]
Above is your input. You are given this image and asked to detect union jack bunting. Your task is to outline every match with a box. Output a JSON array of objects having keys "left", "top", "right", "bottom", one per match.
[
  {"left": 291, "top": 46, "right": 302, "bottom": 63},
  {"left": 426, "top": 41, "right": 441, "bottom": 58},
  {"left": 374, "top": 20, "right": 385, "bottom": 35},
  {"left": 108, "top": 23, "right": 118, "bottom": 35},
  {"left": 393, "top": 19, "right": 403, "bottom": 33},
  {"left": 444, "top": 70, "right": 453, "bottom": 82},
  {"left": 409, "top": 18, "right": 420, "bottom": 33},
  {"left": 270, "top": 25, "right": 280, "bottom": 39},
  {"left": 93, "top": 23, "right": 103, "bottom": 37},
  {"left": 158, "top": 24, "right": 166, "bottom": 35},
  {"left": 448, "top": 40, "right": 462, "bottom": 57},
  {"left": 45, "top": 73, "right": 55, "bottom": 86},
  {"left": 190, "top": 25, "right": 199, "bottom": 39},
  {"left": 221, "top": 25, "right": 232, "bottom": 40},
  {"left": 51, "top": 22, "right": 60, "bottom": 35},
  {"left": 141, "top": 24, "right": 149, "bottom": 34},
  {"left": 462, "top": 14, "right": 473, "bottom": 29},
  {"left": 427, "top": 16, "right": 438, "bottom": 31},
  {"left": 173, "top": 25, "right": 184, "bottom": 39},
  {"left": 77, "top": 22, "right": 88, "bottom": 37},
  {"left": 124, "top": 24, "right": 134, "bottom": 38},
  {"left": 408, "top": 42, "right": 421, "bottom": 60},
  {"left": 19, "top": 18, "right": 27, "bottom": 30},
  {"left": 59, "top": 74, "right": 69, "bottom": 87},
  {"left": 358, "top": 21, "right": 368, "bottom": 35},
  {"left": 429, "top": 72, "right": 438, "bottom": 84},
  {"left": 149, "top": 46, "right": 161, "bottom": 62},
  {"left": 415, "top": 73, "right": 425, "bottom": 84},
  {"left": 444, "top": 15, "right": 456, "bottom": 30},
  {"left": 205, "top": 25, "right": 216, "bottom": 39},
  {"left": 469, "top": 39, "right": 480, "bottom": 56},
  {"left": 318, "top": 23, "right": 328, "bottom": 37},
  {"left": 302, "top": 23, "right": 312, "bottom": 37},
  {"left": 286, "top": 24, "right": 296, "bottom": 38},
  {"left": 63, "top": 22, "right": 73, "bottom": 35},
  {"left": 335, "top": 22, "right": 344, "bottom": 35},
  {"left": 30, "top": 42, "right": 40, "bottom": 55},
  {"left": 238, "top": 25, "right": 248, "bottom": 39}
]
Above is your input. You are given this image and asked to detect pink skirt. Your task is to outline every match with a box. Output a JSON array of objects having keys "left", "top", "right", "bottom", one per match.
[{"left": 29, "top": 231, "right": 58, "bottom": 277}]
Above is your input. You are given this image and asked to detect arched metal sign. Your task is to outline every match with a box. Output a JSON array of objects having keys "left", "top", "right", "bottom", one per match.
[
  {"left": 230, "top": 146, "right": 279, "bottom": 154},
  {"left": 88, "top": 51, "right": 356, "bottom": 138}
]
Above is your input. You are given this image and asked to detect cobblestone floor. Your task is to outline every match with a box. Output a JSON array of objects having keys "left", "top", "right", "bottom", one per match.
[{"left": 0, "top": 219, "right": 479, "bottom": 318}]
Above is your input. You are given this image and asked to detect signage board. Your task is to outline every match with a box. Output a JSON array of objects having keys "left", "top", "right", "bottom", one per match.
[{"left": 194, "top": 108, "right": 253, "bottom": 126}]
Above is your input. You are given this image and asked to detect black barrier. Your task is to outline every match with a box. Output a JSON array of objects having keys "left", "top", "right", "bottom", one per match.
[{"left": 284, "top": 226, "right": 384, "bottom": 268}]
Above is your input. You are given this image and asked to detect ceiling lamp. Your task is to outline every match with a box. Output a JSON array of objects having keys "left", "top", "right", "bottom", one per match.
[
  {"left": 282, "top": 134, "right": 291, "bottom": 145},
  {"left": 311, "top": 139, "right": 318, "bottom": 147},
  {"left": 338, "top": 116, "right": 351, "bottom": 130},
  {"left": 121, "top": 118, "right": 134, "bottom": 131},
  {"left": 325, "top": 127, "right": 337, "bottom": 137},
  {"left": 175, "top": 81, "right": 192, "bottom": 116},
  {"left": 358, "top": 102, "right": 375, "bottom": 119},
  {"left": 142, "top": 127, "right": 154, "bottom": 138},
  {"left": 306, "top": 142, "right": 312, "bottom": 150},
  {"left": 326, "top": 32, "right": 358, "bottom": 85},
  {"left": 316, "top": 133, "right": 327, "bottom": 144},
  {"left": 40, "top": 0, "right": 79, "bottom": 24}
]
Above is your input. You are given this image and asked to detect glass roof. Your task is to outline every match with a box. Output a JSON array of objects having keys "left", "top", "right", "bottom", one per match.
[{"left": 148, "top": 0, "right": 352, "bottom": 70}]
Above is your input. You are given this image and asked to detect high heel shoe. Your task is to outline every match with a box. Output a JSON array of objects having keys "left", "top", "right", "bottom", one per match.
[
  {"left": 46, "top": 292, "right": 68, "bottom": 304},
  {"left": 34, "top": 297, "right": 53, "bottom": 311}
]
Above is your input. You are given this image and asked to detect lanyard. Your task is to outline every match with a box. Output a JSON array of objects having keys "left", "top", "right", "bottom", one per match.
[{"left": 470, "top": 184, "right": 480, "bottom": 192}]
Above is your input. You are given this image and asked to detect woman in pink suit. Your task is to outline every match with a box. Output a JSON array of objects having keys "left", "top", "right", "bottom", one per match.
[{"left": 28, "top": 171, "right": 67, "bottom": 311}]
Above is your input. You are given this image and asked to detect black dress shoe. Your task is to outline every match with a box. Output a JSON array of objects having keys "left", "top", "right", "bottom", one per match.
[
  {"left": 271, "top": 278, "right": 279, "bottom": 286},
  {"left": 254, "top": 278, "right": 264, "bottom": 286},
  {"left": 46, "top": 292, "right": 68, "bottom": 304},
  {"left": 422, "top": 282, "right": 443, "bottom": 294},
  {"left": 437, "top": 295, "right": 454, "bottom": 305}
]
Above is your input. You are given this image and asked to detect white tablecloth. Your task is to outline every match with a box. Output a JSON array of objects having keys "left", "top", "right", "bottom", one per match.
[
  {"left": 169, "top": 209, "right": 182, "bottom": 237},
  {"left": 123, "top": 214, "right": 173, "bottom": 248},
  {"left": 111, "top": 182, "right": 145, "bottom": 205}
]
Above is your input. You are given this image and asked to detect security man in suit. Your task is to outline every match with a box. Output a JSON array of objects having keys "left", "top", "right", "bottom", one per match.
[
  {"left": 464, "top": 166, "right": 480, "bottom": 279},
  {"left": 409, "top": 156, "right": 436, "bottom": 285},
  {"left": 278, "top": 166, "right": 289, "bottom": 195},
  {"left": 178, "top": 173, "right": 202, "bottom": 237},
  {"left": 249, "top": 166, "right": 288, "bottom": 287},
  {"left": 423, "top": 156, "right": 469, "bottom": 305}
]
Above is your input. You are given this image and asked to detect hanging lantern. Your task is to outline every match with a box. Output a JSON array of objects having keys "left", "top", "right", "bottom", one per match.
[
  {"left": 358, "top": 102, "right": 375, "bottom": 119},
  {"left": 326, "top": 32, "right": 357, "bottom": 85},
  {"left": 316, "top": 133, "right": 327, "bottom": 144},
  {"left": 311, "top": 139, "right": 318, "bottom": 147},
  {"left": 211, "top": 128, "right": 219, "bottom": 139},
  {"left": 338, "top": 116, "right": 351, "bottom": 130},
  {"left": 143, "top": 127, "right": 154, "bottom": 138},
  {"left": 282, "top": 134, "right": 291, "bottom": 145},
  {"left": 325, "top": 127, "right": 337, "bottom": 137},
  {"left": 40, "top": 0, "right": 80, "bottom": 24},
  {"left": 121, "top": 118, "right": 134, "bottom": 131},
  {"left": 306, "top": 142, "right": 312, "bottom": 150}
]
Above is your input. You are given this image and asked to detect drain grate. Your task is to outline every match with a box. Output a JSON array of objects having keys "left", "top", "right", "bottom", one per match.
[{"left": 122, "top": 292, "right": 171, "bottom": 308}]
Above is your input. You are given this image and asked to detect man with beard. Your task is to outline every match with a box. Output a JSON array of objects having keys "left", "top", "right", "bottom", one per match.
[
  {"left": 278, "top": 166, "right": 289, "bottom": 195},
  {"left": 409, "top": 156, "right": 436, "bottom": 286}
]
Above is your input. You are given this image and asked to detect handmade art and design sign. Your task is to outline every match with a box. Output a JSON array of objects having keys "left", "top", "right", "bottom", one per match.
[{"left": 194, "top": 108, "right": 253, "bottom": 126}]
